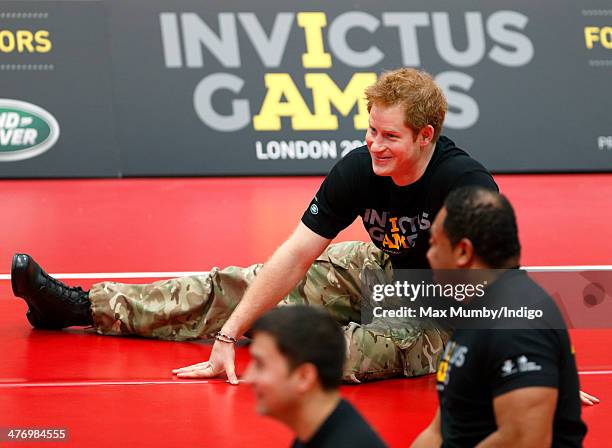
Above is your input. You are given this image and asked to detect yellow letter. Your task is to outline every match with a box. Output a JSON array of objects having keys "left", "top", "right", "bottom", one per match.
[
  {"left": 253, "top": 73, "right": 320, "bottom": 131},
  {"left": 437, "top": 361, "right": 448, "bottom": 382},
  {"left": 297, "top": 12, "right": 332, "bottom": 68},
  {"left": 305, "top": 73, "right": 376, "bottom": 130},
  {"left": 0, "top": 31, "right": 16, "bottom": 52},
  {"left": 601, "top": 27, "right": 612, "bottom": 49},
  {"left": 584, "top": 26, "right": 600, "bottom": 49},
  {"left": 382, "top": 234, "right": 399, "bottom": 249},
  {"left": 16, "top": 30, "right": 34, "bottom": 53},
  {"left": 391, "top": 233, "right": 408, "bottom": 249},
  {"left": 35, "top": 30, "right": 52, "bottom": 53},
  {"left": 389, "top": 216, "right": 400, "bottom": 232}
]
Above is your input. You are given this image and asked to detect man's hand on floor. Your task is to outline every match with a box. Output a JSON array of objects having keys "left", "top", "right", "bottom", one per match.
[
  {"left": 580, "top": 390, "right": 600, "bottom": 406},
  {"left": 172, "top": 340, "right": 239, "bottom": 384}
]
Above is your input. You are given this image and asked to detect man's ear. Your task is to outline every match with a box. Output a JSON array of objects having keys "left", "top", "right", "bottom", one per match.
[
  {"left": 454, "top": 238, "right": 475, "bottom": 268},
  {"left": 293, "top": 363, "right": 319, "bottom": 393},
  {"left": 419, "top": 125, "right": 435, "bottom": 146}
]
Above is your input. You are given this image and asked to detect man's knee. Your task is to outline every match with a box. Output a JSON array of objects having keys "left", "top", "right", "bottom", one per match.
[{"left": 342, "top": 323, "right": 448, "bottom": 383}]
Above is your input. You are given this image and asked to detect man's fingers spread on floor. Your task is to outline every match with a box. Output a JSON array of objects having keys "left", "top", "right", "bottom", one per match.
[
  {"left": 226, "top": 364, "right": 239, "bottom": 385},
  {"left": 172, "top": 362, "right": 209, "bottom": 373},
  {"left": 177, "top": 367, "right": 217, "bottom": 379},
  {"left": 176, "top": 371, "right": 205, "bottom": 378},
  {"left": 580, "top": 391, "right": 600, "bottom": 406},
  {"left": 584, "top": 392, "right": 600, "bottom": 403}
]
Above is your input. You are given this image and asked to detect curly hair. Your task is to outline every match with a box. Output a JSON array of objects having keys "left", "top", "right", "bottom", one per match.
[{"left": 365, "top": 68, "right": 447, "bottom": 141}]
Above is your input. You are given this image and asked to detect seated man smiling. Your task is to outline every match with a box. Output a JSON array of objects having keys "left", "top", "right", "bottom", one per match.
[{"left": 245, "top": 306, "right": 387, "bottom": 448}]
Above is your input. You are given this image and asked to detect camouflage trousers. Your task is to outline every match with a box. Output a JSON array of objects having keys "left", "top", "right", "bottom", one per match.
[{"left": 89, "top": 241, "right": 448, "bottom": 383}]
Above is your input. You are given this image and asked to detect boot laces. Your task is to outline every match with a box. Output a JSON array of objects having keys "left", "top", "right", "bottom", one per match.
[{"left": 42, "top": 272, "right": 87, "bottom": 303}]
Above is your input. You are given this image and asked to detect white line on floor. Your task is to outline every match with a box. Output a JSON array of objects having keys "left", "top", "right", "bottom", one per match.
[
  {"left": 525, "top": 266, "right": 612, "bottom": 272},
  {"left": 0, "top": 373, "right": 608, "bottom": 388},
  {"left": 578, "top": 370, "right": 612, "bottom": 375},
  {"left": 0, "top": 379, "right": 246, "bottom": 388}
]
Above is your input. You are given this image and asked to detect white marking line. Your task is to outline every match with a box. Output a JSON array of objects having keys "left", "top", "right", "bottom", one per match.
[
  {"left": 0, "top": 373, "right": 608, "bottom": 389},
  {"left": 0, "top": 265, "right": 610, "bottom": 280},
  {"left": 578, "top": 370, "right": 612, "bottom": 376},
  {"left": 525, "top": 266, "right": 612, "bottom": 272},
  {"left": 0, "top": 379, "right": 247, "bottom": 388}
]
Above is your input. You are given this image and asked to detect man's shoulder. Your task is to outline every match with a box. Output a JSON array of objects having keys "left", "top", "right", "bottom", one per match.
[
  {"left": 336, "top": 145, "right": 372, "bottom": 170},
  {"left": 494, "top": 270, "right": 554, "bottom": 304},
  {"left": 433, "top": 135, "right": 489, "bottom": 174},
  {"left": 307, "top": 399, "right": 386, "bottom": 448},
  {"left": 427, "top": 135, "right": 495, "bottom": 192},
  {"left": 325, "top": 145, "right": 377, "bottom": 185},
  {"left": 493, "top": 270, "right": 566, "bottom": 318}
]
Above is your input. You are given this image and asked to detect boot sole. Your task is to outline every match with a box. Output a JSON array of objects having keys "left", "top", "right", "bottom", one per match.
[{"left": 11, "top": 253, "right": 22, "bottom": 298}]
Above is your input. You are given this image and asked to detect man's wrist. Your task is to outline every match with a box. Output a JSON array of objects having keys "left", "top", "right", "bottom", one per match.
[
  {"left": 220, "top": 318, "right": 244, "bottom": 340},
  {"left": 215, "top": 332, "right": 237, "bottom": 344}
]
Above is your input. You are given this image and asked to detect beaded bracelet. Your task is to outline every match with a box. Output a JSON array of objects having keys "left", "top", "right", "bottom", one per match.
[{"left": 215, "top": 332, "right": 238, "bottom": 344}]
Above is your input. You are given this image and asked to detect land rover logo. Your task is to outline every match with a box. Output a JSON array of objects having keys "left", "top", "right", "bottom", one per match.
[{"left": 0, "top": 99, "right": 60, "bottom": 162}]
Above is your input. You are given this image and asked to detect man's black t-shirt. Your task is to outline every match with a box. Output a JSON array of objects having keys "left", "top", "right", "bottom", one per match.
[
  {"left": 436, "top": 270, "right": 587, "bottom": 447},
  {"left": 290, "top": 399, "right": 386, "bottom": 448},
  {"left": 301, "top": 136, "right": 497, "bottom": 269}
]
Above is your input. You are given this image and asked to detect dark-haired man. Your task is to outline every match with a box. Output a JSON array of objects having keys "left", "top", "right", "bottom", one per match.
[
  {"left": 246, "top": 306, "right": 386, "bottom": 448},
  {"left": 412, "top": 187, "right": 587, "bottom": 447}
]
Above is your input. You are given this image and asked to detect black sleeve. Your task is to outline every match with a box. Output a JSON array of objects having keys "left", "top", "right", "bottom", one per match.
[
  {"left": 485, "top": 329, "right": 561, "bottom": 398},
  {"left": 451, "top": 170, "right": 498, "bottom": 192},
  {"left": 300, "top": 153, "right": 363, "bottom": 239}
]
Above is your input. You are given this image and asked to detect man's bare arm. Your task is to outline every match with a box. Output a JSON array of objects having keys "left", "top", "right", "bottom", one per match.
[
  {"left": 411, "top": 408, "right": 441, "bottom": 448},
  {"left": 221, "top": 222, "right": 332, "bottom": 338},
  {"left": 476, "top": 387, "right": 557, "bottom": 448},
  {"left": 173, "top": 222, "right": 331, "bottom": 383}
]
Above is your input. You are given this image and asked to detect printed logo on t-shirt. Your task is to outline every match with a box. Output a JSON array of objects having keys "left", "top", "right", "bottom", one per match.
[
  {"left": 363, "top": 208, "right": 431, "bottom": 255},
  {"left": 310, "top": 203, "right": 319, "bottom": 215},
  {"left": 436, "top": 341, "right": 469, "bottom": 390},
  {"left": 500, "top": 355, "right": 542, "bottom": 378},
  {"left": 501, "top": 359, "right": 517, "bottom": 377}
]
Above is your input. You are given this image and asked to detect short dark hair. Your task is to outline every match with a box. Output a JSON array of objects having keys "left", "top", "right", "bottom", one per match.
[
  {"left": 251, "top": 306, "right": 345, "bottom": 390},
  {"left": 443, "top": 186, "right": 521, "bottom": 268}
]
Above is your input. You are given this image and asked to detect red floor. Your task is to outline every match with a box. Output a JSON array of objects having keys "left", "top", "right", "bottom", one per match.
[{"left": 1, "top": 175, "right": 611, "bottom": 447}]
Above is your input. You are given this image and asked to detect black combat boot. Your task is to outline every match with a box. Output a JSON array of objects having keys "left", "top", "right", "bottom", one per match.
[{"left": 11, "top": 254, "right": 93, "bottom": 329}]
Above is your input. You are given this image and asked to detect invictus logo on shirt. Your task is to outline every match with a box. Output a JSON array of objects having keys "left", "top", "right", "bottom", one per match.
[
  {"left": 436, "top": 341, "right": 469, "bottom": 390},
  {"left": 363, "top": 208, "right": 431, "bottom": 254}
]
